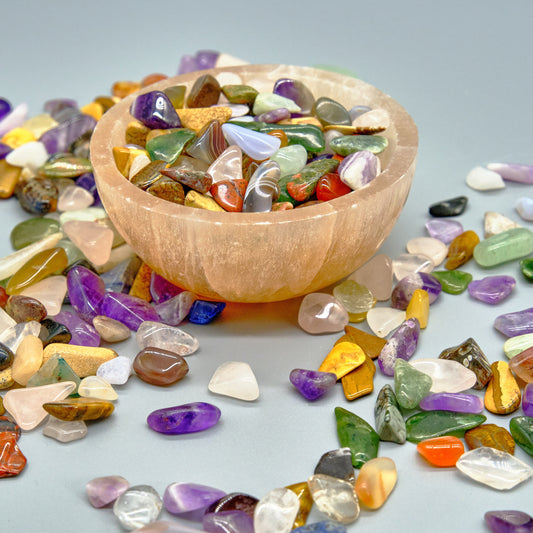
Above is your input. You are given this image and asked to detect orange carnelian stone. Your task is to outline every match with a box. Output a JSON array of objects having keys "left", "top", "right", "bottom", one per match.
[
  {"left": 267, "top": 129, "right": 289, "bottom": 148},
  {"left": 316, "top": 173, "right": 352, "bottom": 202},
  {"left": 417, "top": 436, "right": 465, "bottom": 467}
]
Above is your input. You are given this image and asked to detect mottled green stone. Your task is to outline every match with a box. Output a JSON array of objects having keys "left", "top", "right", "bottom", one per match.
[
  {"left": 10, "top": 217, "right": 60, "bottom": 250},
  {"left": 26, "top": 354, "right": 80, "bottom": 393},
  {"left": 520, "top": 258, "right": 533, "bottom": 281},
  {"left": 374, "top": 384, "right": 406, "bottom": 444},
  {"left": 405, "top": 411, "right": 486, "bottom": 443},
  {"left": 473, "top": 227, "right": 533, "bottom": 267},
  {"left": 510, "top": 416, "right": 533, "bottom": 457},
  {"left": 286, "top": 158, "right": 339, "bottom": 202},
  {"left": 312, "top": 97, "right": 351, "bottom": 127},
  {"left": 277, "top": 176, "right": 298, "bottom": 205},
  {"left": 430, "top": 270, "right": 472, "bottom": 294},
  {"left": 260, "top": 123, "right": 325, "bottom": 153},
  {"left": 222, "top": 84, "right": 259, "bottom": 105},
  {"left": 335, "top": 406, "right": 380, "bottom": 468},
  {"left": 394, "top": 359, "right": 432, "bottom": 411},
  {"left": 163, "top": 85, "right": 186, "bottom": 109},
  {"left": 330, "top": 135, "right": 388, "bottom": 156},
  {"left": 146, "top": 129, "right": 196, "bottom": 165}
]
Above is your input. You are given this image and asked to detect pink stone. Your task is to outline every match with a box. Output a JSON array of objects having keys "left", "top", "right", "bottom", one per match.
[
  {"left": 62, "top": 220, "right": 114, "bottom": 266},
  {"left": 350, "top": 254, "right": 393, "bottom": 301},
  {"left": 298, "top": 293, "right": 349, "bottom": 334},
  {"left": 86, "top": 475, "right": 130, "bottom": 508}
]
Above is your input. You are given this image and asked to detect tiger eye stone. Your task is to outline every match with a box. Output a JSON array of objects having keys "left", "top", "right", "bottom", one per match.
[
  {"left": 341, "top": 356, "right": 375, "bottom": 400},
  {"left": 6, "top": 247, "right": 68, "bottom": 295},
  {"left": 186, "top": 74, "right": 221, "bottom": 108},
  {"left": 43, "top": 397, "right": 114, "bottom": 421},
  {"left": 129, "top": 263, "right": 153, "bottom": 302},
  {"left": 464, "top": 423, "right": 516, "bottom": 454},
  {"left": 445, "top": 230, "right": 480, "bottom": 270},
  {"left": 335, "top": 325, "right": 387, "bottom": 360},
  {"left": 318, "top": 341, "right": 366, "bottom": 380},
  {"left": 484, "top": 361, "right": 521, "bottom": 415},
  {"left": 112, "top": 146, "right": 149, "bottom": 178}
]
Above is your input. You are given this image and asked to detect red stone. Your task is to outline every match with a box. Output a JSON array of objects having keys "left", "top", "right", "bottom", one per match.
[
  {"left": 316, "top": 173, "right": 352, "bottom": 201},
  {"left": 210, "top": 179, "right": 248, "bottom": 212},
  {"left": 0, "top": 434, "right": 27, "bottom": 477},
  {"left": 0, "top": 287, "right": 8, "bottom": 308}
]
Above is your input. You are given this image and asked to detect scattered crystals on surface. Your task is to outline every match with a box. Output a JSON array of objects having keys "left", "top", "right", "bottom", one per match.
[
  {"left": 484, "top": 211, "right": 522, "bottom": 238},
  {"left": 78, "top": 375, "right": 118, "bottom": 400},
  {"left": 468, "top": 275, "right": 516, "bottom": 304},
  {"left": 43, "top": 342, "right": 117, "bottom": 377},
  {"left": 43, "top": 417, "right": 87, "bottom": 443},
  {"left": 206, "top": 492, "right": 258, "bottom": 518},
  {"left": 515, "top": 197, "right": 533, "bottom": 221},
  {"left": 290, "top": 369, "right": 337, "bottom": 401},
  {"left": 341, "top": 356, "right": 375, "bottom": 401},
  {"left": 101, "top": 291, "right": 159, "bottom": 331},
  {"left": 374, "top": 384, "right": 406, "bottom": 444},
  {"left": 298, "top": 293, "right": 349, "bottom": 334},
  {"left": 391, "top": 272, "right": 441, "bottom": 310},
  {"left": 429, "top": 195, "right": 468, "bottom": 217},
  {"left": 307, "top": 474, "right": 359, "bottom": 524},
  {"left": 188, "top": 300, "right": 225, "bottom": 324},
  {"left": 319, "top": 341, "right": 365, "bottom": 380},
  {"left": 208, "top": 361, "right": 259, "bottom": 401},
  {"left": 445, "top": 230, "right": 480, "bottom": 270},
  {"left": 332, "top": 280, "right": 374, "bottom": 320},
  {"left": 87, "top": 475, "right": 130, "bottom": 508},
  {"left": 466, "top": 166, "right": 505, "bottom": 190},
  {"left": 419, "top": 391, "right": 483, "bottom": 414},
  {"left": 416, "top": 436, "right": 464, "bottom": 467},
  {"left": 163, "top": 482, "right": 226, "bottom": 517},
  {"left": 425, "top": 218, "right": 464, "bottom": 243},
  {"left": 430, "top": 270, "right": 472, "bottom": 294},
  {"left": 314, "top": 447, "right": 355, "bottom": 484},
  {"left": 53, "top": 310, "right": 100, "bottom": 347},
  {"left": 393, "top": 253, "right": 434, "bottom": 280},
  {"left": 394, "top": 359, "right": 432, "bottom": 410},
  {"left": 0, "top": 433, "right": 27, "bottom": 477},
  {"left": 510, "top": 416, "right": 533, "bottom": 457},
  {"left": 147, "top": 402, "right": 221, "bottom": 435},
  {"left": 203, "top": 510, "right": 255, "bottom": 533},
  {"left": 484, "top": 361, "right": 521, "bottom": 415},
  {"left": 134, "top": 347, "right": 189, "bottom": 387},
  {"left": 43, "top": 397, "right": 114, "bottom": 421},
  {"left": 474, "top": 228, "right": 533, "bottom": 267},
  {"left": 113, "top": 484, "right": 163, "bottom": 530}
]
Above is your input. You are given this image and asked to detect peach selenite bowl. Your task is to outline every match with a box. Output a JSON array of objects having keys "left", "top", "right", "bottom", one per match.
[{"left": 91, "top": 65, "right": 418, "bottom": 303}]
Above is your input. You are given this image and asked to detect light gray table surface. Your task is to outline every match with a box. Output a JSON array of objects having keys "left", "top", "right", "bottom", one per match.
[{"left": 1, "top": 1, "right": 532, "bottom": 531}]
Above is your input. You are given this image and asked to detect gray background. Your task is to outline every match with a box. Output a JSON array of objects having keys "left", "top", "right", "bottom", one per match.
[{"left": 1, "top": 0, "right": 532, "bottom": 531}]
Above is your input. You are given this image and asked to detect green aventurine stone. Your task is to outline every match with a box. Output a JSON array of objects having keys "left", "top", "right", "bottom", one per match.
[
  {"left": 473, "top": 227, "right": 533, "bottom": 267},
  {"left": 503, "top": 333, "right": 533, "bottom": 359},
  {"left": 145, "top": 129, "right": 196, "bottom": 165},
  {"left": 163, "top": 85, "right": 186, "bottom": 109},
  {"left": 405, "top": 411, "right": 486, "bottom": 443},
  {"left": 335, "top": 406, "right": 380, "bottom": 468},
  {"left": 520, "top": 258, "right": 533, "bottom": 281},
  {"left": 510, "top": 416, "right": 533, "bottom": 457},
  {"left": 374, "top": 384, "right": 406, "bottom": 444},
  {"left": 10, "top": 217, "right": 60, "bottom": 250},
  {"left": 394, "top": 359, "right": 432, "bottom": 411},
  {"left": 430, "top": 270, "right": 473, "bottom": 294},
  {"left": 222, "top": 84, "right": 259, "bottom": 105},
  {"left": 330, "top": 135, "right": 388, "bottom": 156}
]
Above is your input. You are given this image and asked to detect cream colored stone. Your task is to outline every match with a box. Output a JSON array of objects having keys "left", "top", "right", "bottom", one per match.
[
  {"left": 12, "top": 334, "right": 43, "bottom": 386},
  {"left": 19, "top": 275, "right": 67, "bottom": 316},
  {"left": 78, "top": 376, "right": 118, "bottom": 401}
]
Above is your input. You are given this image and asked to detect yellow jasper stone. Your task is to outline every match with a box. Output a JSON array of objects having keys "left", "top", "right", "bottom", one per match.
[
  {"left": 176, "top": 107, "right": 232, "bottom": 133},
  {"left": 129, "top": 262, "right": 153, "bottom": 302},
  {"left": 43, "top": 343, "right": 118, "bottom": 378},
  {"left": 0, "top": 366, "right": 14, "bottom": 389},
  {"left": 286, "top": 481, "right": 313, "bottom": 528},
  {"left": 318, "top": 341, "right": 366, "bottom": 380},
  {"left": 279, "top": 117, "right": 324, "bottom": 129},
  {"left": 6, "top": 247, "right": 68, "bottom": 295},
  {"left": 354, "top": 457, "right": 397, "bottom": 510},
  {"left": 22, "top": 114, "right": 58, "bottom": 138},
  {"left": 125, "top": 121, "right": 150, "bottom": 147},
  {"left": 0, "top": 396, "right": 4, "bottom": 416},
  {"left": 1, "top": 127, "right": 36, "bottom": 148},
  {"left": 12, "top": 335, "right": 43, "bottom": 386},
  {"left": 42, "top": 397, "right": 114, "bottom": 421},
  {"left": 484, "top": 361, "right": 521, "bottom": 414},
  {"left": 185, "top": 190, "right": 225, "bottom": 211},
  {"left": 112, "top": 146, "right": 148, "bottom": 178},
  {"left": 0, "top": 159, "right": 22, "bottom": 199},
  {"left": 341, "top": 356, "right": 376, "bottom": 400},
  {"left": 80, "top": 102, "right": 104, "bottom": 121},
  {"left": 406, "top": 289, "right": 429, "bottom": 328},
  {"left": 335, "top": 325, "right": 386, "bottom": 360}
]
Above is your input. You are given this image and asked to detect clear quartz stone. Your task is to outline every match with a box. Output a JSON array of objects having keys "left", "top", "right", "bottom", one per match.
[
  {"left": 208, "top": 361, "right": 259, "bottom": 401},
  {"left": 113, "top": 485, "right": 163, "bottom": 531},
  {"left": 0, "top": 320, "right": 42, "bottom": 352},
  {"left": 406, "top": 237, "right": 448, "bottom": 267},
  {"left": 253, "top": 488, "right": 299, "bottom": 533},
  {"left": 42, "top": 417, "right": 87, "bottom": 442},
  {"left": 392, "top": 253, "right": 434, "bottom": 280},
  {"left": 136, "top": 321, "right": 199, "bottom": 356},
  {"left": 456, "top": 447, "right": 533, "bottom": 490},
  {"left": 410, "top": 359, "right": 477, "bottom": 393},
  {"left": 366, "top": 308, "right": 406, "bottom": 338},
  {"left": 484, "top": 211, "right": 522, "bottom": 238}
]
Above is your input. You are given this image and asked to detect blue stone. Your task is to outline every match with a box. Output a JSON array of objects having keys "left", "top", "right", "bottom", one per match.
[
  {"left": 188, "top": 300, "right": 226, "bottom": 325},
  {"left": 293, "top": 521, "right": 347, "bottom": 533}
]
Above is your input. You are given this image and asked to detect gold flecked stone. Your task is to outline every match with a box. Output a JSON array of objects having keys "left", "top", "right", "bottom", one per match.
[
  {"left": 176, "top": 107, "right": 232, "bottom": 133},
  {"left": 0, "top": 366, "right": 14, "bottom": 389},
  {"left": 484, "top": 361, "right": 521, "bottom": 414},
  {"left": 185, "top": 190, "right": 225, "bottom": 211},
  {"left": 43, "top": 343, "right": 118, "bottom": 378}
]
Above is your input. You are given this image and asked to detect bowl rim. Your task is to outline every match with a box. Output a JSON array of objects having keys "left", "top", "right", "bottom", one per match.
[{"left": 91, "top": 64, "right": 418, "bottom": 226}]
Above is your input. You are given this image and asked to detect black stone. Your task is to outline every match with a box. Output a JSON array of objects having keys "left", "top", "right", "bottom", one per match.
[
  {"left": 0, "top": 342, "right": 14, "bottom": 371},
  {"left": 314, "top": 447, "right": 355, "bottom": 483},
  {"left": 429, "top": 195, "right": 468, "bottom": 217},
  {"left": 39, "top": 318, "right": 72, "bottom": 347}
]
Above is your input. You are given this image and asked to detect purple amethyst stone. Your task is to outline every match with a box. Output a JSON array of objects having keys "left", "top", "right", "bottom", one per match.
[
  {"left": 391, "top": 272, "right": 442, "bottom": 310},
  {"left": 53, "top": 310, "right": 100, "bottom": 347},
  {"left": 425, "top": 218, "right": 464, "bottom": 244},
  {"left": 419, "top": 392, "right": 484, "bottom": 414},
  {"left": 487, "top": 163, "right": 533, "bottom": 184},
  {"left": 44, "top": 98, "right": 78, "bottom": 119},
  {"left": 67, "top": 265, "right": 105, "bottom": 322},
  {"left": 40, "top": 113, "right": 96, "bottom": 154},
  {"left": 378, "top": 318, "right": 420, "bottom": 376},
  {"left": 494, "top": 307, "right": 533, "bottom": 337},
  {"left": 163, "top": 482, "right": 226, "bottom": 518},
  {"left": 523, "top": 384, "right": 533, "bottom": 418},
  {"left": 338, "top": 150, "right": 380, "bottom": 190},
  {"left": 100, "top": 291, "right": 159, "bottom": 331},
  {"left": 273, "top": 78, "right": 315, "bottom": 114},
  {"left": 147, "top": 402, "right": 221, "bottom": 435},
  {"left": 289, "top": 369, "right": 337, "bottom": 401},
  {"left": 130, "top": 91, "right": 181, "bottom": 129},
  {"left": 468, "top": 275, "right": 516, "bottom": 304},
  {"left": 484, "top": 510, "right": 533, "bottom": 533},
  {"left": 0, "top": 142, "right": 11, "bottom": 160},
  {"left": 149, "top": 272, "right": 183, "bottom": 304},
  {"left": 203, "top": 510, "right": 255, "bottom": 533},
  {"left": 255, "top": 108, "right": 291, "bottom": 123}
]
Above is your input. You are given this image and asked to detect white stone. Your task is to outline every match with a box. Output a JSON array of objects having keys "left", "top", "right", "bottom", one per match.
[
  {"left": 78, "top": 375, "right": 118, "bottom": 401},
  {"left": 5, "top": 141, "right": 49, "bottom": 171},
  {"left": 406, "top": 237, "right": 448, "bottom": 267},
  {"left": 515, "top": 197, "right": 533, "bottom": 221},
  {"left": 392, "top": 253, "right": 434, "bottom": 281},
  {"left": 410, "top": 359, "right": 477, "bottom": 393},
  {"left": 59, "top": 207, "right": 107, "bottom": 226},
  {"left": 0, "top": 320, "right": 41, "bottom": 352},
  {"left": 97, "top": 356, "right": 133, "bottom": 385},
  {"left": 351, "top": 108, "right": 390, "bottom": 131},
  {"left": 208, "top": 361, "right": 259, "bottom": 401},
  {"left": 113, "top": 485, "right": 163, "bottom": 530},
  {"left": 214, "top": 53, "right": 249, "bottom": 68},
  {"left": 43, "top": 417, "right": 87, "bottom": 443},
  {"left": 484, "top": 211, "right": 522, "bottom": 238},
  {"left": 366, "top": 308, "right": 406, "bottom": 338},
  {"left": 20, "top": 275, "right": 67, "bottom": 316},
  {"left": 456, "top": 447, "right": 533, "bottom": 490},
  {"left": 466, "top": 166, "right": 505, "bottom": 191},
  {"left": 128, "top": 153, "right": 151, "bottom": 180},
  {"left": 57, "top": 185, "right": 94, "bottom": 211},
  {"left": 254, "top": 488, "right": 299, "bottom": 533},
  {"left": 215, "top": 72, "right": 243, "bottom": 86},
  {"left": 136, "top": 321, "right": 199, "bottom": 356}
]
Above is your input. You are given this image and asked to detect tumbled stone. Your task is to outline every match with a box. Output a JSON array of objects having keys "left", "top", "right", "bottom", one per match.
[
  {"left": 0, "top": 433, "right": 27, "bottom": 478},
  {"left": 147, "top": 402, "right": 221, "bottom": 435},
  {"left": 335, "top": 407, "right": 379, "bottom": 468},
  {"left": 307, "top": 474, "right": 359, "bottom": 525},
  {"left": 468, "top": 275, "right": 516, "bottom": 304},
  {"left": 43, "top": 417, "right": 87, "bottom": 443},
  {"left": 298, "top": 293, "right": 348, "bottom": 334},
  {"left": 406, "top": 289, "right": 429, "bottom": 328},
  {"left": 354, "top": 457, "right": 396, "bottom": 510},
  {"left": 504, "top": 333, "right": 533, "bottom": 359},
  {"left": 338, "top": 150, "right": 380, "bottom": 191},
  {"left": 487, "top": 162, "right": 533, "bottom": 183},
  {"left": 292, "top": 522, "right": 346, "bottom": 533},
  {"left": 18, "top": 177, "right": 58, "bottom": 215},
  {"left": 394, "top": 359, "right": 432, "bottom": 410},
  {"left": 509, "top": 348, "right": 533, "bottom": 383},
  {"left": 474, "top": 228, "right": 533, "bottom": 267},
  {"left": 53, "top": 310, "right": 100, "bottom": 347},
  {"left": 341, "top": 356, "right": 375, "bottom": 401},
  {"left": 253, "top": 487, "right": 299, "bottom": 533},
  {"left": 445, "top": 230, "right": 480, "bottom": 270},
  {"left": 134, "top": 347, "right": 189, "bottom": 387},
  {"left": 350, "top": 254, "right": 393, "bottom": 301},
  {"left": 0, "top": 416, "right": 21, "bottom": 441},
  {"left": 405, "top": 411, "right": 486, "bottom": 443},
  {"left": 19, "top": 275, "right": 67, "bottom": 316},
  {"left": 330, "top": 134, "right": 387, "bottom": 156},
  {"left": 136, "top": 321, "right": 198, "bottom": 356},
  {"left": 78, "top": 375, "right": 118, "bottom": 400},
  {"left": 484, "top": 361, "right": 521, "bottom": 415},
  {"left": 515, "top": 197, "right": 533, "bottom": 221},
  {"left": 0, "top": 320, "right": 42, "bottom": 353},
  {"left": 131, "top": 91, "right": 180, "bottom": 129},
  {"left": 43, "top": 397, "right": 114, "bottom": 421},
  {"left": 484, "top": 211, "right": 522, "bottom": 238},
  {"left": 485, "top": 510, "right": 533, "bottom": 533},
  {"left": 374, "top": 384, "right": 406, "bottom": 444},
  {"left": 113, "top": 485, "right": 163, "bottom": 530},
  {"left": 207, "top": 361, "right": 258, "bottom": 401},
  {"left": 206, "top": 493, "right": 258, "bottom": 519},
  {"left": 335, "top": 326, "right": 386, "bottom": 360},
  {"left": 510, "top": 416, "right": 533, "bottom": 457},
  {"left": 163, "top": 482, "right": 226, "bottom": 518},
  {"left": 0, "top": 342, "right": 14, "bottom": 371},
  {"left": 42, "top": 343, "right": 117, "bottom": 377},
  {"left": 243, "top": 160, "right": 281, "bottom": 213},
  {"left": 5, "top": 294, "right": 46, "bottom": 323},
  {"left": 62, "top": 220, "right": 113, "bottom": 266},
  {"left": 290, "top": 369, "right": 337, "bottom": 401},
  {"left": 410, "top": 358, "right": 477, "bottom": 393},
  {"left": 464, "top": 423, "right": 515, "bottom": 454},
  {"left": 203, "top": 510, "right": 254, "bottom": 533},
  {"left": 314, "top": 448, "right": 355, "bottom": 484},
  {"left": 87, "top": 475, "right": 130, "bottom": 508},
  {"left": 466, "top": 166, "right": 505, "bottom": 190},
  {"left": 0, "top": 367, "right": 13, "bottom": 389},
  {"left": 392, "top": 253, "right": 434, "bottom": 280},
  {"left": 67, "top": 265, "right": 105, "bottom": 322},
  {"left": 12, "top": 334, "right": 43, "bottom": 386},
  {"left": 210, "top": 178, "right": 247, "bottom": 212},
  {"left": 10, "top": 217, "right": 60, "bottom": 250},
  {"left": 425, "top": 218, "right": 464, "bottom": 244},
  {"left": 319, "top": 341, "right": 365, "bottom": 380},
  {"left": 101, "top": 292, "right": 159, "bottom": 331},
  {"left": 153, "top": 291, "right": 196, "bottom": 327},
  {"left": 419, "top": 392, "right": 483, "bottom": 414},
  {"left": 406, "top": 237, "right": 448, "bottom": 266},
  {"left": 391, "top": 272, "right": 441, "bottom": 310},
  {"left": 97, "top": 356, "right": 133, "bottom": 386},
  {"left": 188, "top": 300, "right": 225, "bottom": 325},
  {"left": 430, "top": 270, "right": 472, "bottom": 294},
  {"left": 495, "top": 307, "right": 533, "bottom": 338},
  {"left": 332, "top": 280, "right": 374, "bottom": 320},
  {"left": 429, "top": 195, "right": 468, "bottom": 217},
  {"left": 365, "top": 307, "right": 406, "bottom": 338},
  {"left": 456, "top": 447, "right": 533, "bottom": 490},
  {"left": 222, "top": 123, "right": 280, "bottom": 161},
  {"left": 284, "top": 482, "right": 313, "bottom": 530},
  {"left": 416, "top": 436, "right": 464, "bottom": 467},
  {"left": 378, "top": 318, "right": 420, "bottom": 376},
  {"left": 524, "top": 385, "right": 533, "bottom": 416},
  {"left": 26, "top": 354, "right": 80, "bottom": 390},
  {"left": 92, "top": 315, "right": 131, "bottom": 343}
]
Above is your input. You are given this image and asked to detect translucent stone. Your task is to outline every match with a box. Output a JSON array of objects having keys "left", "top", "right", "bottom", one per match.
[
  {"left": 487, "top": 162, "right": 533, "bottom": 184},
  {"left": 338, "top": 150, "right": 380, "bottom": 191},
  {"left": 332, "top": 280, "right": 374, "bottom": 318},
  {"left": 466, "top": 166, "right": 505, "bottom": 190},
  {"left": 153, "top": 291, "right": 196, "bottom": 327},
  {"left": 57, "top": 185, "right": 94, "bottom": 211},
  {"left": 3, "top": 381, "right": 76, "bottom": 430},
  {"left": 307, "top": 474, "right": 359, "bottom": 524},
  {"left": 269, "top": 145, "right": 307, "bottom": 177},
  {"left": 445, "top": 230, "right": 480, "bottom": 270},
  {"left": 206, "top": 145, "right": 243, "bottom": 183},
  {"left": 515, "top": 197, "right": 533, "bottom": 221},
  {"left": 147, "top": 402, "right": 221, "bottom": 435},
  {"left": 53, "top": 310, "right": 100, "bottom": 347},
  {"left": 59, "top": 206, "right": 107, "bottom": 225},
  {"left": 319, "top": 341, "right": 365, "bottom": 379},
  {"left": 468, "top": 275, "right": 516, "bottom": 304},
  {"left": 253, "top": 93, "right": 301, "bottom": 115},
  {"left": 484, "top": 211, "right": 521, "bottom": 238},
  {"left": 354, "top": 457, "right": 396, "bottom": 510},
  {"left": 12, "top": 334, "right": 43, "bottom": 386},
  {"left": 0, "top": 320, "right": 41, "bottom": 352},
  {"left": 78, "top": 375, "right": 118, "bottom": 400},
  {"left": 42, "top": 417, "right": 87, "bottom": 443},
  {"left": 504, "top": 333, "right": 533, "bottom": 359},
  {"left": 431, "top": 270, "right": 473, "bottom": 294},
  {"left": 163, "top": 482, "right": 225, "bottom": 517},
  {"left": 221, "top": 123, "right": 281, "bottom": 161},
  {"left": 253, "top": 488, "right": 299, "bottom": 533},
  {"left": 366, "top": 307, "right": 406, "bottom": 338},
  {"left": 113, "top": 485, "right": 163, "bottom": 530},
  {"left": 394, "top": 359, "right": 432, "bottom": 410},
  {"left": 93, "top": 315, "right": 131, "bottom": 343},
  {"left": 406, "top": 237, "right": 448, "bottom": 267},
  {"left": 203, "top": 511, "right": 254, "bottom": 533},
  {"left": 208, "top": 361, "right": 259, "bottom": 401},
  {"left": 391, "top": 272, "right": 441, "bottom": 310},
  {"left": 0, "top": 307, "right": 16, "bottom": 332},
  {"left": 133, "top": 347, "right": 189, "bottom": 386},
  {"left": 298, "top": 293, "right": 348, "bottom": 334},
  {"left": 474, "top": 228, "right": 533, "bottom": 267},
  {"left": 485, "top": 510, "right": 533, "bottom": 533},
  {"left": 416, "top": 436, "right": 465, "bottom": 467},
  {"left": 62, "top": 220, "right": 114, "bottom": 266},
  {"left": 330, "top": 134, "right": 387, "bottom": 156},
  {"left": 405, "top": 411, "right": 486, "bottom": 443},
  {"left": 0, "top": 433, "right": 27, "bottom": 478},
  {"left": 425, "top": 218, "right": 464, "bottom": 244},
  {"left": 97, "top": 355, "right": 133, "bottom": 385},
  {"left": 378, "top": 318, "right": 420, "bottom": 376},
  {"left": 5, "top": 140, "right": 48, "bottom": 171},
  {"left": 100, "top": 291, "right": 159, "bottom": 331},
  {"left": 455, "top": 447, "right": 533, "bottom": 490},
  {"left": 510, "top": 416, "right": 533, "bottom": 456},
  {"left": 26, "top": 354, "right": 80, "bottom": 391},
  {"left": 406, "top": 289, "right": 429, "bottom": 328},
  {"left": 290, "top": 369, "right": 337, "bottom": 401},
  {"left": 314, "top": 448, "right": 355, "bottom": 484},
  {"left": 19, "top": 275, "right": 67, "bottom": 315},
  {"left": 509, "top": 348, "right": 533, "bottom": 383},
  {"left": 420, "top": 392, "right": 484, "bottom": 414},
  {"left": 410, "top": 358, "right": 477, "bottom": 393},
  {"left": 243, "top": 160, "right": 281, "bottom": 213},
  {"left": 136, "top": 321, "right": 199, "bottom": 356},
  {"left": 87, "top": 475, "right": 130, "bottom": 508}
]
